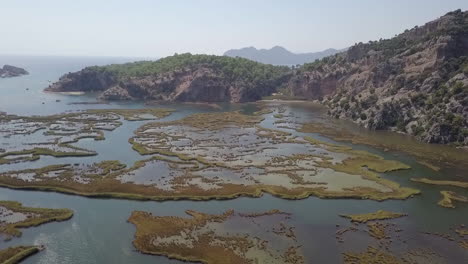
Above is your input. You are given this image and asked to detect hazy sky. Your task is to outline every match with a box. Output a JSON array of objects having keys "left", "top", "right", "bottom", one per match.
[{"left": 1, "top": 0, "right": 467, "bottom": 57}]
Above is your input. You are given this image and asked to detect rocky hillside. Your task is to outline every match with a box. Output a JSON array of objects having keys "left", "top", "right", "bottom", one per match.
[
  {"left": 45, "top": 10, "right": 468, "bottom": 146},
  {"left": 46, "top": 54, "right": 291, "bottom": 103},
  {"left": 0, "top": 65, "right": 28, "bottom": 78},
  {"left": 224, "top": 46, "right": 342, "bottom": 65},
  {"left": 287, "top": 9, "right": 468, "bottom": 145}
]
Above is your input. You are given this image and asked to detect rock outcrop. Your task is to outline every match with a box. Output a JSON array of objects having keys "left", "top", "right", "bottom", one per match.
[
  {"left": 99, "top": 67, "right": 243, "bottom": 102},
  {"left": 288, "top": 9, "right": 468, "bottom": 145},
  {"left": 0, "top": 65, "right": 28, "bottom": 78},
  {"left": 46, "top": 54, "right": 291, "bottom": 103},
  {"left": 46, "top": 68, "right": 117, "bottom": 92}
]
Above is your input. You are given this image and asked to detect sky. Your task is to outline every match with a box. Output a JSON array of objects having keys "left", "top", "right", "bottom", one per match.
[{"left": 1, "top": 0, "right": 467, "bottom": 58}]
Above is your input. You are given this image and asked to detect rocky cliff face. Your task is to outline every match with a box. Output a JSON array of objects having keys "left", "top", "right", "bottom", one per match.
[
  {"left": 0, "top": 65, "right": 28, "bottom": 78},
  {"left": 46, "top": 54, "right": 291, "bottom": 103},
  {"left": 99, "top": 67, "right": 242, "bottom": 102},
  {"left": 288, "top": 10, "right": 468, "bottom": 146},
  {"left": 46, "top": 68, "right": 117, "bottom": 92}
]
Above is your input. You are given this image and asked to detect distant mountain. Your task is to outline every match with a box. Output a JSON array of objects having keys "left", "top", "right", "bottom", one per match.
[{"left": 224, "top": 46, "right": 343, "bottom": 65}]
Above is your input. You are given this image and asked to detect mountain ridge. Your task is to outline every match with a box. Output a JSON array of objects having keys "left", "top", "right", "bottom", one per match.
[{"left": 224, "top": 46, "right": 343, "bottom": 65}]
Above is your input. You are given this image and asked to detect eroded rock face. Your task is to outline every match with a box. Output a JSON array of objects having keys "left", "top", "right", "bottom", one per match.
[
  {"left": 89, "top": 67, "right": 238, "bottom": 102},
  {"left": 0, "top": 65, "right": 28, "bottom": 78},
  {"left": 288, "top": 10, "right": 468, "bottom": 145},
  {"left": 45, "top": 68, "right": 117, "bottom": 92},
  {"left": 47, "top": 65, "right": 286, "bottom": 103},
  {"left": 424, "top": 123, "right": 456, "bottom": 144},
  {"left": 287, "top": 69, "right": 341, "bottom": 100},
  {"left": 99, "top": 85, "right": 133, "bottom": 100}
]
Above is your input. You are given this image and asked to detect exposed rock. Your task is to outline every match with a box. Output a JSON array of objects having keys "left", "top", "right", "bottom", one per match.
[
  {"left": 0, "top": 65, "right": 28, "bottom": 78},
  {"left": 424, "top": 123, "right": 456, "bottom": 144},
  {"left": 99, "top": 85, "right": 133, "bottom": 101},
  {"left": 106, "top": 67, "right": 235, "bottom": 102},
  {"left": 45, "top": 68, "right": 117, "bottom": 92},
  {"left": 45, "top": 54, "right": 291, "bottom": 103},
  {"left": 288, "top": 9, "right": 468, "bottom": 145}
]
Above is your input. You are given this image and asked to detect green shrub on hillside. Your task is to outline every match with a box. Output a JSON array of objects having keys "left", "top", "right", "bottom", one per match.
[{"left": 89, "top": 53, "right": 290, "bottom": 83}]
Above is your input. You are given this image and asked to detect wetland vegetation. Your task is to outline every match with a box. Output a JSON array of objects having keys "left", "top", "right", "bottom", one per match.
[
  {"left": 0, "top": 201, "right": 73, "bottom": 240},
  {"left": 298, "top": 122, "right": 468, "bottom": 171},
  {"left": 340, "top": 210, "right": 406, "bottom": 223},
  {"left": 0, "top": 108, "right": 173, "bottom": 166},
  {"left": 337, "top": 209, "right": 466, "bottom": 264},
  {"left": 438, "top": 191, "right": 468, "bottom": 208},
  {"left": 411, "top": 178, "right": 468, "bottom": 189},
  {"left": 0, "top": 109, "right": 420, "bottom": 202},
  {"left": 0, "top": 246, "right": 40, "bottom": 264},
  {"left": 128, "top": 209, "right": 304, "bottom": 264},
  {"left": 0, "top": 93, "right": 466, "bottom": 263},
  {"left": 0, "top": 200, "right": 72, "bottom": 264}
]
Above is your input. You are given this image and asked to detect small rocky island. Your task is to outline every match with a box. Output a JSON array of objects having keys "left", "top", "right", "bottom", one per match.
[{"left": 0, "top": 65, "right": 28, "bottom": 78}]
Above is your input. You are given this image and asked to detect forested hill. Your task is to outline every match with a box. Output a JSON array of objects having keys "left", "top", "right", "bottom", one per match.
[
  {"left": 287, "top": 9, "right": 468, "bottom": 145},
  {"left": 46, "top": 53, "right": 291, "bottom": 103}
]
